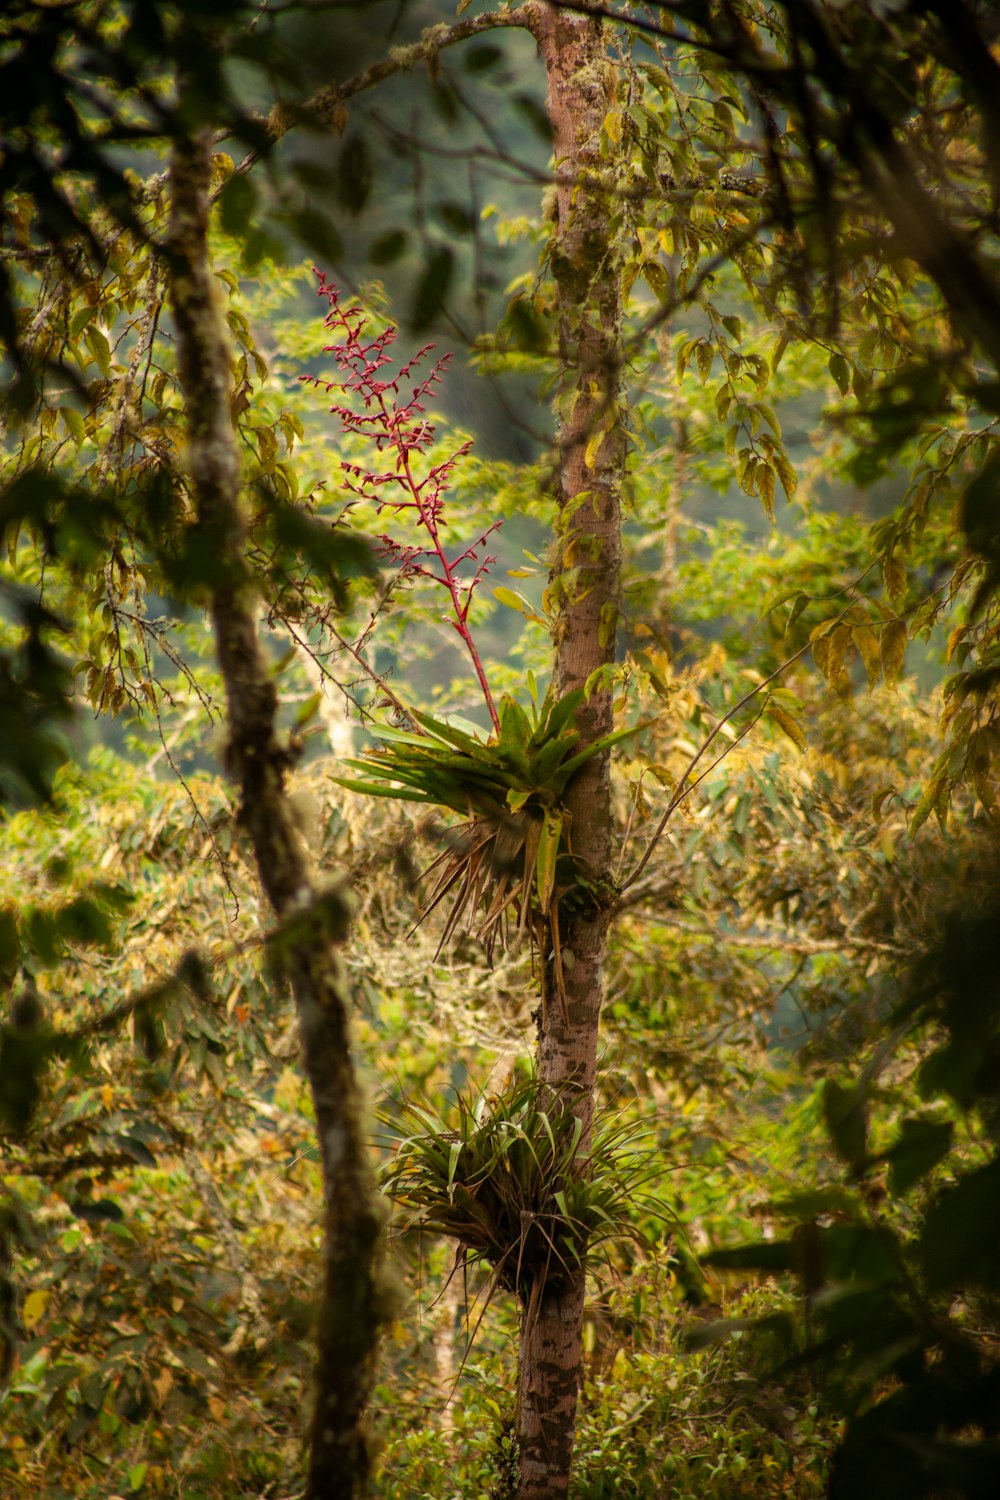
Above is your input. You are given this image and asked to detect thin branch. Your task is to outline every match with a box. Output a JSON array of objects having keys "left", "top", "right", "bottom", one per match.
[
  {"left": 620, "top": 636, "right": 815, "bottom": 891},
  {"left": 227, "top": 7, "right": 540, "bottom": 179},
  {"left": 621, "top": 553, "right": 959, "bottom": 893},
  {"left": 621, "top": 909, "right": 904, "bottom": 957}
]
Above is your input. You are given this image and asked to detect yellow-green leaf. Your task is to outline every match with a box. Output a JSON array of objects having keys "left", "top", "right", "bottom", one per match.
[
  {"left": 584, "top": 425, "right": 605, "bottom": 471},
  {"left": 494, "top": 585, "right": 529, "bottom": 613},
  {"left": 852, "top": 625, "right": 882, "bottom": 687},
  {"left": 60, "top": 405, "right": 85, "bottom": 445},
  {"left": 756, "top": 461, "right": 776, "bottom": 521},
  {"left": 84, "top": 323, "right": 112, "bottom": 378},
  {"left": 880, "top": 619, "right": 908, "bottom": 685},
  {"left": 22, "top": 1288, "right": 50, "bottom": 1331},
  {"left": 764, "top": 702, "right": 806, "bottom": 751},
  {"left": 871, "top": 787, "right": 896, "bottom": 820},
  {"left": 773, "top": 448, "right": 797, "bottom": 499},
  {"left": 535, "top": 809, "right": 563, "bottom": 913},
  {"left": 883, "top": 552, "right": 907, "bottom": 607},
  {"left": 909, "top": 769, "right": 948, "bottom": 836}
]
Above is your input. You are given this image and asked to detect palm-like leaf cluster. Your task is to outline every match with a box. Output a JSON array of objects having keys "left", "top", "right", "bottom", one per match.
[
  {"left": 378, "top": 1074, "right": 665, "bottom": 1309},
  {"left": 333, "top": 689, "right": 642, "bottom": 984}
]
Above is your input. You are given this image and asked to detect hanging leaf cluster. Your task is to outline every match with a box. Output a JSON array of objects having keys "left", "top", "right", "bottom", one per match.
[
  {"left": 333, "top": 688, "right": 643, "bottom": 975},
  {"left": 379, "top": 1072, "right": 663, "bottom": 1308}
]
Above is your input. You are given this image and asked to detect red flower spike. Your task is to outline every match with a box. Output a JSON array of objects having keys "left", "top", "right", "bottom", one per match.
[{"left": 302, "top": 274, "right": 500, "bottom": 732}]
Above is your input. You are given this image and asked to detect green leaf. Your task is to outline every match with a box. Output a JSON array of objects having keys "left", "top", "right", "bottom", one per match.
[
  {"left": 218, "top": 172, "right": 257, "bottom": 237},
  {"left": 70, "top": 304, "right": 97, "bottom": 339},
  {"left": 370, "top": 229, "right": 409, "bottom": 266},
  {"left": 60, "top": 406, "right": 86, "bottom": 445},
  {"left": 535, "top": 809, "right": 563, "bottom": 912},
  {"left": 829, "top": 352, "right": 851, "bottom": 397},
  {"left": 961, "top": 457, "right": 1000, "bottom": 559},
  {"left": 494, "top": 584, "right": 534, "bottom": 615},
  {"left": 337, "top": 134, "right": 373, "bottom": 214},
  {"left": 499, "top": 694, "right": 533, "bottom": 752},
  {"left": 535, "top": 688, "right": 585, "bottom": 745},
  {"left": 767, "top": 1187, "right": 863, "bottom": 1219},
  {"left": 513, "top": 92, "right": 552, "bottom": 142},
  {"left": 446, "top": 1138, "right": 463, "bottom": 1190},
  {"left": 553, "top": 719, "right": 651, "bottom": 787},
  {"left": 706, "top": 1240, "right": 794, "bottom": 1272},
  {"left": 291, "top": 207, "right": 343, "bottom": 262},
  {"left": 437, "top": 200, "right": 474, "bottom": 236},
  {"left": 84, "top": 324, "right": 111, "bottom": 378},
  {"left": 410, "top": 708, "right": 486, "bottom": 750},
  {"left": 823, "top": 1079, "right": 868, "bottom": 1169},
  {"left": 411, "top": 246, "right": 454, "bottom": 332},
  {"left": 370, "top": 724, "right": 441, "bottom": 751},
  {"left": 921, "top": 1159, "right": 1000, "bottom": 1291},
  {"left": 328, "top": 773, "right": 440, "bottom": 804},
  {"left": 886, "top": 1118, "right": 953, "bottom": 1197},
  {"left": 464, "top": 43, "right": 503, "bottom": 71}
]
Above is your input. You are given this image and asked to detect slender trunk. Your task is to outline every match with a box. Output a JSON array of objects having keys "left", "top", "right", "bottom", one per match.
[
  {"left": 517, "top": 7, "right": 624, "bottom": 1496},
  {"left": 168, "top": 130, "right": 382, "bottom": 1500}
]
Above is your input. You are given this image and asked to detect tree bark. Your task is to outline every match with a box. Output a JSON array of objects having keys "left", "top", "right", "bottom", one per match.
[
  {"left": 167, "top": 130, "right": 382, "bottom": 1500},
  {"left": 516, "top": 7, "right": 624, "bottom": 1496}
]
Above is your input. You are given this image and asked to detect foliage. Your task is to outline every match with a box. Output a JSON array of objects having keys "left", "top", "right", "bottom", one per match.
[
  {"left": 379, "top": 1070, "right": 665, "bottom": 1307},
  {"left": 703, "top": 857, "right": 1000, "bottom": 1500},
  {"left": 0, "top": 754, "right": 322, "bottom": 1498},
  {"left": 336, "top": 688, "right": 641, "bottom": 980},
  {"left": 6, "top": 0, "right": 1000, "bottom": 1495},
  {"left": 373, "top": 1281, "right": 838, "bottom": 1500}
]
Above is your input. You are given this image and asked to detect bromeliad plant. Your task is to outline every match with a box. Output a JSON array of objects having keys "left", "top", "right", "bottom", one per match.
[
  {"left": 378, "top": 1071, "right": 667, "bottom": 1314},
  {"left": 332, "top": 687, "right": 640, "bottom": 994},
  {"left": 306, "top": 278, "right": 644, "bottom": 984}
]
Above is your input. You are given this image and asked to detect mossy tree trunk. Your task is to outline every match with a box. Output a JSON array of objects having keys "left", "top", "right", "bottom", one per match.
[
  {"left": 167, "top": 128, "right": 383, "bottom": 1500},
  {"left": 516, "top": 7, "right": 625, "bottom": 1497}
]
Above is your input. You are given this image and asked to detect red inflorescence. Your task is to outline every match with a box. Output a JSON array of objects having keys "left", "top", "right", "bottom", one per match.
[{"left": 301, "top": 271, "right": 501, "bottom": 731}]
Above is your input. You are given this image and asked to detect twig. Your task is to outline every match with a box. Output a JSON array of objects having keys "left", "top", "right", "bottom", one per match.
[
  {"left": 620, "top": 910, "right": 904, "bottom": 957},
  {"left": 620, "top": 638, "right": 815, "bottom": 891},
  {"left": 226, "top": 8, "right": 540, "bottom": 179},
  {"left": 621, "top": 549, "right": 958, "bottom": 892}
]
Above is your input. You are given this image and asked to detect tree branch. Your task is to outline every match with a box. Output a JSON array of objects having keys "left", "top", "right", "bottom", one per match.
[
  {"left": 229, "top": 7, "right": 540, "bottom": 177},
  {"left": 167, "top": 123, "right": 384, "bottom": 1500}
]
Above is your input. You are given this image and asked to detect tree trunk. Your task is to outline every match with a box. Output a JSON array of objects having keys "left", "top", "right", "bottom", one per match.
[
  {"left": 167, "top": 129, "right": 382, "bottom": 1500},
  {"left": 516, "top": 7, "right": 624, "bottom": 1496}
]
